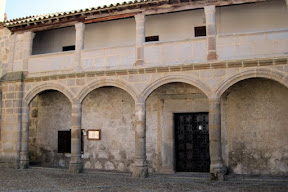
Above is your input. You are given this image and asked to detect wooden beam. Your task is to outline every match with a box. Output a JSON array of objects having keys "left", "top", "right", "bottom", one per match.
[
  {"left": 144, "top": 0, "right": 265, "bottom": 15},
  {"left": 84, "top": 12, "right": 138, "bottom": 24}
]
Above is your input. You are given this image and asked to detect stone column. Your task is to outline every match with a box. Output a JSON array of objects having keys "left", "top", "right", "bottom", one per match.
[
  {"left": 23, "top": 31, "right": 35, "bottom": 71},
  {"left": 19, "top": 102, "right": 30, "bottom": 169},
  {"left": 209, "top": 98, "right": 226, "bottom": 180},
  {"left": 205, "top": 5, "right": 217, "bottom": 61},
  {"left": 132, "top": 102, "right": 148, "bottom": 178},
  {"left": 74, "top": 22, "right": 85, "bottom": 72},
  {"left": 69, "top": 102, "right": 83, "bottom": 173},
  {"left": 134, "top": 13, "right": 145, "bottom": 66}
]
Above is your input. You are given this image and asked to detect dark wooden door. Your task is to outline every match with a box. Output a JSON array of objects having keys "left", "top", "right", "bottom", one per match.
[{"left": 174, "top": 113, "right": 210, "bottom": 172}]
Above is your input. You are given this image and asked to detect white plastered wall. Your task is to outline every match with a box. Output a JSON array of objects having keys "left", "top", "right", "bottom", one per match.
[
  {"left": 84, "top": 18, "right": 136, "bottom": 49},
  {"left": 31, "top": 0, "right": 288, "bottom": 54},
  {"left": 216, "top": 0, "right": 288, "bottom": 34},
  {"left": 146, "top": 9, "right": 205, "bottom": 42},
  {"left": 32, "top": 26, "right": 75, "bottom": 55},
  {"left": 0, "top": 0, "right": 6, "bottom": 22}
]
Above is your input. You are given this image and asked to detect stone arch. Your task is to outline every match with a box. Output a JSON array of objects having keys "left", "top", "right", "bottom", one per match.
[
  {"left": 24, "top": 82, "right": 75, "bottom": 105},
  {"left": 214, "top": 68, "right": 288, "bottom": 98},
  {"left": 142, "top": 75, "right": 211, "bottom": 101},
  {"left": 77, "top": 78, "right": 139, "bottom": 104}
]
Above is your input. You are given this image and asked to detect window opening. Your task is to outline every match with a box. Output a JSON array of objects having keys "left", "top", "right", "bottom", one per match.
[
  {"left": 62, "top": 45, "right": 75, "bottom": 52},
  {"left": 58, "top": 130, "right": 71, "bottom": 153},
  {"left": 145, "top": 36, "right": 159, "bottom": 42},
  {"left": 58, "top": 129, "right": 84, "bottom": 153},
  {"left": 194, "top": 26, "right": 206, "bottom": 37}
]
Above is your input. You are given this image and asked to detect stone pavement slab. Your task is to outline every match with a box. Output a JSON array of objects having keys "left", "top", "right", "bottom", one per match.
[{"left": 0, "top": 168, "right": 287, "bottom": 192}]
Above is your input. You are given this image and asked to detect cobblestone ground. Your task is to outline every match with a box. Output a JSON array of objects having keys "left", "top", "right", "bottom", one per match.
[{"left": 0, "top": 168, "right": 287, "bottom": 192}]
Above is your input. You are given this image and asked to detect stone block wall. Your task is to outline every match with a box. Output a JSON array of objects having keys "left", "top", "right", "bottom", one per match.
[
  {"left": 0, "top": 27, "right": 10, "bottom": 78},
  {"left": 0, "top": 81, "right": 23, "bottom": 168},
  {"left": 81, "top": 87, "right": 135, "bottom": 172},
  {"left": 28, "top": 90, "right": 72, "bottom": 168}
]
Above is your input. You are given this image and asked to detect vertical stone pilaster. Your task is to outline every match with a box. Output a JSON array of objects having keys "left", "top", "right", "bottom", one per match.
[
  {"left": 19, "top": 102, "right": 29, "bottom": 169},
  {"left": 11, "top": 31, "right": 34, "bottom": 72},
  {"left": 132, "top": 102, "right": 148, "bottom": 178},
  {"left": 0, "top": 80, "right": 24, "bottom": 168},
  {"left": 22, "top": 31, "right": 35, "bottom": 71},
  {"left": 69, "top": 102, "right": 83, "bottom": 173},
  {"left": 205, "top": 6, "right": 217, "bottom": 61},
  {"left": 209, "top": 98, "right": 226, "bottom": 181},
  {"left": 7, "top": 34, "right": 16, "bottom": 72},
  {"left": 134, "top": 13, "right": 145, "bottom": 66},
  {"left": 74, "top": 22, "right": 85, "bottom": 72}
]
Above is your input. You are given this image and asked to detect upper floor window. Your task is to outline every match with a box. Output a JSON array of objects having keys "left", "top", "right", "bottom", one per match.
[
  {"left": 62, "top": 45, "right": 75, "bottom": 52},
  {"left": 194, "top": 26, "right": 206, "bottom": 37}
]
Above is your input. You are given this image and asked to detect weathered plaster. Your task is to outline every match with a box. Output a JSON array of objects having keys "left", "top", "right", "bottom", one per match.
[
  {"left": 222, "top": 78, "right": 288, "bottom": 176},
  {"left": 29, "top": 90, "right": 72, "bottom": 168},
  {"left": 81, "top": 87, "right": 135, "bottom": 172}
]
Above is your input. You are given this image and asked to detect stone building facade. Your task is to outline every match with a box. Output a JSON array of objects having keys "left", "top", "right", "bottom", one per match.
[{"left": 0, "top": 0, "right": 287, "bottom": 180}]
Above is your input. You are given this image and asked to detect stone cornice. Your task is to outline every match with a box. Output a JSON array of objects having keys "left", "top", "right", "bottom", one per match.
[{"left": 20, "top": 56, "right": 287, "bottom": 83}]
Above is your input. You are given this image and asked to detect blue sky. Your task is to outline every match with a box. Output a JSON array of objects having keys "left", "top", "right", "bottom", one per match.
[{"left": 5, "top": 0, "right": 126, "bottom": 20}]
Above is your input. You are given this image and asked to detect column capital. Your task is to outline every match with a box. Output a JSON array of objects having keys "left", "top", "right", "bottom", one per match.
[
  {"left": 204, "top": 5, "right": 216, "bottom": 14},
  {"left": 23, "top": 31, "right": 35, "bottom": 40},
  {"left": 75, "top": 22, "right": 85, "bottom": 31},
  {"left": 134, "top": 13, "right": 146, "bottom": 22},
  {"left": 208, "top": 96, "right": 221, "bottom": 103}
]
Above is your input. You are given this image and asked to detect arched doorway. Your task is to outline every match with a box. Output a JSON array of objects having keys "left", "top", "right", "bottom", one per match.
[
  {"left": 28, "top": 90, "right": 72, "bottom": 168},
  {"left": 145, "top": 82, "right": 210, "bottom": 173},
  {"left": 221, "top": 78, "right": 288, "bottom": 175}
]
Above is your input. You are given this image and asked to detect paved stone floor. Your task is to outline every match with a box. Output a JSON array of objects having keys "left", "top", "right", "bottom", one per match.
[{"left": 0, "top": 168, "right": 287, "bottom": 192}]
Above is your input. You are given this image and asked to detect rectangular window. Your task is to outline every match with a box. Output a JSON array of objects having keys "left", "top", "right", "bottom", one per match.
[
  {"left": 145, "top": 36, "right": 159, "bottom": 42},
  {"left": 58, "top": 130, "right": 71, "bottom": 153},
  {"left": 62, "top": 45, "right": 75, "bottom": 52},
  {"left": 194, "top": 26, "right": 206, "bottom": 37}
]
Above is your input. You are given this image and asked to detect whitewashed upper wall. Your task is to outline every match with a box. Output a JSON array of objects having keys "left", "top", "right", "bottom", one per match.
[
  {"left": 84, "top": 18, "right": 136, "bottom": 49},
  {"left": 216, "top": 0, "right": 288, "bottom": 34},
  {"left": 32, "top": 26, "right": 75, "bottom": 55},
  {"left": 146, "top": 9, "right": 205, "bottom": 41},
  {"left": 31, "top": 0, "right": 288, "bottom": 56}
]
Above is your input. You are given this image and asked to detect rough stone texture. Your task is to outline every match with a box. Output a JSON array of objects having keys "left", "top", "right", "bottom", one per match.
[
  {"left": 28, "top": 90, "right": 72, "bottom": 168},
  {"left": 221, "top": 78, "right": 288, "bottom": 176},
  {"left": 0, "top": 27, "right": 10, "bottom": 78},
  {"left": 0, "top": 0, "right": 288, "bottom": 179},
  {"left": 146, "top": 83, "right": 208, "bottom": 173},
  {"left": 81, "top": 87, "right": 135, "bottom": 172},
  {"left": 0, "top": 81, "right": 23, "bottom": 168}
]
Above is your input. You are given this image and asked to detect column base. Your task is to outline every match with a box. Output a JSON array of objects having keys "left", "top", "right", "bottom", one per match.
[
  {"left": 132, "top": 165, "right": 149, "bottom": 178},
  {"left": 135, "top": 59, "right": 144, "bottom": 66},
  {"left": 210, "top": 165, "right": 227, "bottom": 181},
  {"left": 19, "top": 160, "right": 29, "bottom": 169},
  {"left": 19, "top": 152, "right": 29, "bottom": 169},
  {"left": 207, "top": 51, "right": 217, "bottom": 61},
  {"left": 69, "top": 163, "right": 83, "bottom": 173}
]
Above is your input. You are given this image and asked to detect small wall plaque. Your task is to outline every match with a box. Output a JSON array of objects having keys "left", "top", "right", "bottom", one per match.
[{"left": 87, "top": 129, "right": 101, "bottom": 140}]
